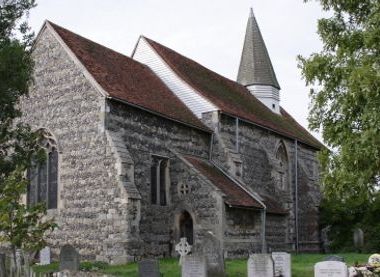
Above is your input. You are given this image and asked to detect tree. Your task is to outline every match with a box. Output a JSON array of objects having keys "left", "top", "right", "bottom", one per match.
[
  {"left": 298, "top": 0, "right": 380, "bottom": 250},
  {"left": 0, "top": 0, "right": 56, "bottom": 274}
]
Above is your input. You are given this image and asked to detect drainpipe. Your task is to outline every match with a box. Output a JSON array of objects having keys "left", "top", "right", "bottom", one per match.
[
  {"left": 209, "top": 133, "right": 214, "bottom": 161},
  {"left": 261, "top": 209, "right": 266, "bottom": 253},
  {"left": 294, "top": 139, "right": 299, "bottom": 253},
  {"left": 235, "top": 118, "right": 239, "bottom": 152}
]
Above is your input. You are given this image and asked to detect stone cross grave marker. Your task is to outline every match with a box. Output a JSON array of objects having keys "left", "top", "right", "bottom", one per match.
[
  {"left": 314, "top": 261, "right": 348, "bottom": 277},
  {"left": 248, "top": 254, "right": 274, "bottom": 277},
  {"left": 175, "top": 237, "right": 192, "bottom": 265},
  {"left": 272, "top": 252, "right": 291, "bottom": 277},
  {"left": 59, "top": 245, "right": 80, "bottom": 272},
  {"left": 40, "top": 246, "right": 51, "bottom": 265},
  {"left": 138, "top": 259, "right": 160, "bottom": 277},
  {"left": 182, "top": 255, "right": 207, "bottom": 277}
]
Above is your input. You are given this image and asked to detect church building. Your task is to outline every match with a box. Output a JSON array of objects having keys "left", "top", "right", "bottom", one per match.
[{"left": 20, "top": 9, "right": 323, "bottom": 263}]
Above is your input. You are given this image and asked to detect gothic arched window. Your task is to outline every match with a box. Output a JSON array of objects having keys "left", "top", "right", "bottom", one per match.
[
  {"left": 275, "top": 142, "right": 289, "bottom": 190},
  {"left": 27, "top": 131, "right": 58, "bottom": 209},
  {"left": 150, "top": 155, "right": 169, "bottom": 206}
]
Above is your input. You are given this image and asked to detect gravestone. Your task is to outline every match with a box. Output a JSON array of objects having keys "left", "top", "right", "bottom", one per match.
[
  {"left": 247, "top": 254, "right": 274, "bottom": 277},
  {"left": 0, "top": 253, "right": 5, "bottom": 277},
  {"left": 353, "top": 228, "right": 364, "bottom": 251},
  {"left": 193, "top": 232, "right": 225, "bottom": 277},
  {"left": 175, "top": 237, "right": 192, "bottom": 265},
  {"left": 272, "top": 252, "right": 291, "bottom": 277},
  {"left": 314, "top": 261, "right": 348, "bottom": 277},
  {"left": 324, "top": 255, "right": 345, "bottom": 262},
  {"left": 40, "top": 246, "right": 51, "bottom": 265},
  {"left": 138, "top": 259, "right": 160, "bottom": 277},
  {"left": 59, "top": 245, "right": 80, "bottom": 271},
  {"left": 182, "top": 255, "right": 207, "bottom": 277}
]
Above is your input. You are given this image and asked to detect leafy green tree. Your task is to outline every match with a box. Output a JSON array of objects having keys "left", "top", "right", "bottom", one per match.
[
  {"left": 0, "top": 0, "right": 56, "bottom": 274},
  {"left": 299, "top": 0, "right": 380, "bottom": 250}
]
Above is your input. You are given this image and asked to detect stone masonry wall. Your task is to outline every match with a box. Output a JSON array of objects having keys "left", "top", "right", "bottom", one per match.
[
  {"left": 105, "top": 101, "right": 224, "bottom": 257},
  {"left": 20, "top": 28, "right": 132, "bottom": 263},
  {"left": 209, "top": 113, "right": 321, "bottom": 252}
]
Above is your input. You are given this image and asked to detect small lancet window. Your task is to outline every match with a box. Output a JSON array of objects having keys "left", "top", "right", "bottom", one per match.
[
  {"left": 275, "top": 143, "right": 289, "bottom": 190},
  {"left": 27, "top": 130, "right": 58, "bottom": 209},
  {"left": 150, "top": 155, "right": 169, "bottom": 206}
]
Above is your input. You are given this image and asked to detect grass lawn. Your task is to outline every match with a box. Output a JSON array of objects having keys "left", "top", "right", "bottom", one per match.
[{"left": 33, "top": 253, "right": 370, "bottom": 276}]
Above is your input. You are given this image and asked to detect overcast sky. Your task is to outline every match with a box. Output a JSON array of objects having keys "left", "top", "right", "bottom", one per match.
[{"left": 28, "top": 0, "right": 326, "bottom": 141}]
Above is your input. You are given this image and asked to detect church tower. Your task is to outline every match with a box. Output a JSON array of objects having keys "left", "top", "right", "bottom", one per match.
[{"left": 237, "top": 8, "right": 281, "bottom": 114}]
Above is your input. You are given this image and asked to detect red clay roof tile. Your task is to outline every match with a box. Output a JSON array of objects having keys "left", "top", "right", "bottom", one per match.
[
  {"left": 144, "top": 37, "right": 323, "bottom": 149},
  {"left": 47, "top": 22, "right": 208, "bottom": 132},
  {"left": 184, "top": 155, "right": 263, "bottom": 209}
]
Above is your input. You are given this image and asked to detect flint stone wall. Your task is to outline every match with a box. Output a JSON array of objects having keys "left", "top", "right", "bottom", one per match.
[
  {"left": 106, "top": 101, "right": 225, "bottom": 257},
  {"left": 19, "top": 28, "right": 132, "bottom": 263},
  {"left": 208, "top": 113, "right": 321, "bottom": 252}
]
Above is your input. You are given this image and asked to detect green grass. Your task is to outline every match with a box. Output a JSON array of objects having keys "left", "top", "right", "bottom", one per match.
[{"left": 33, "top": 253, "right": 370, "bottom": 277}]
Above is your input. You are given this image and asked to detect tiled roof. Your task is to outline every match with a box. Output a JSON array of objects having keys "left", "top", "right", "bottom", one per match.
[
  {"left": 237, "top": 8, "right": 280, "bottom": 89},
  {"left": 184, "top": 155, "right": 263, "bottom": 209},
  {"left": 47, "top": 22, "right": 208, "bottom": 132},
  {"left": 144, "top": 37, "right": 323, "bottom": 149}
]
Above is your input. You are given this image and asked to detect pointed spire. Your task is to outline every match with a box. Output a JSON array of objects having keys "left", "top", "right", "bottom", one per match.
[{"left": 237, "top": 8, "right": 280, "bottom": 90}]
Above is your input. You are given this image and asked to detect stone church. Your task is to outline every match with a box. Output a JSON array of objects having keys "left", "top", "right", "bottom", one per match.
[{"left": 20, "top": 9, "right": 322, "bottom": 263}]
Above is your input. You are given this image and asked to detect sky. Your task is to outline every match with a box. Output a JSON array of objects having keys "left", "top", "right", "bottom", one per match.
[{"left": 28, "top": 0, "right": 327, "bottom": 141}]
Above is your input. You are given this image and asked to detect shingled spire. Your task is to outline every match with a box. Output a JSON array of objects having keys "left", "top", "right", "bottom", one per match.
[{"left": 237, "top": 8, "right": 281, "bottom": 114}]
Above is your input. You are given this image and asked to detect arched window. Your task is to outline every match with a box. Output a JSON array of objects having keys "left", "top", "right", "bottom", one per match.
[
  {"left": 275, "top": 142, "right": 289, "bottom": 190},
  {"left": 27, "top": 130, "right": 58, "bottom": 209},
  {"left": 150, "top": 155, "right": 169, "bottom": 206}
]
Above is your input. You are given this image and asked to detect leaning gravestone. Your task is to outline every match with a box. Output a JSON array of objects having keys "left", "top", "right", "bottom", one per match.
[
  {"left": 248, "top": 254, "right": 274, "bottom": 277},
  {"left": 40, "top": 246, "right": 51, "bottom": 265},
  {"left": 272, "top": 252, "right": 291, "bottom": 277},
  {"left": 182, "top": 255, "right": 207, "bottom": 277},
  {"left": 138, "top": 259, "right": 160, "bottom": 277},
  {"left": 193, "top": 232, "right": 225, "bottom": 277},
  {"left": 314, "top": 261, "right": 348, "bottom": 277},
  {"left": 59, "top": 245, "right": 80, "bottom": 272},
  {"left": 353, "top": 228, "right": 364, "bottom": 251}
]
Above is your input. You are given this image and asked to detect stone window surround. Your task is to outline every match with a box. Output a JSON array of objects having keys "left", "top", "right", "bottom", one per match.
[
  {"left": 275, "top": 141, "right": 290, "bottom": 191},
  {"left": 150, "top": 154, "right": 170, "bottom": 206},
  {"left": 27, "top": 129, "right": 60, "bottom": 211}
]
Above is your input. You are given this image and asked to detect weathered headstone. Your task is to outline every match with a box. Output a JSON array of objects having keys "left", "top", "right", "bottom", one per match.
[
  {"left": 324, "top": 255, "right": 345, "bottom": 262},
  {"left": 353, "top": 228, "right": 364, "bottom": 252},
  {"left": 0, "top": 253, "right": 6, "bottom": 277},
  {"left": 247, "top": 254, "right": 274, "bottom": 277},
  {"left": 138, "top": 259, "right": 160, "bottom": 277},
  {"left": 314, "top": 261, "right": 348, "bottom": 277},
  {"left": 193, "top": 232, "right": 225, "bottom": 277},
  {"left": 182, "top": 255, "right": 207, "bottom": 277},
  {"left": 40, "top": 246, "right": 51, "bottom": 265},
  {"left": 175, "top": 237, "right": 192, "bottom": 265},
  {"left": 272, "top": 252, "right": 291, "bottom": 277},
  {"left": 59, "top": 245, "right": 80, "bottom": 272}
]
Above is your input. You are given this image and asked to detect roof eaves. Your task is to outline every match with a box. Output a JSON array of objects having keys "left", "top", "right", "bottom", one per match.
[{"left": 107, "top": 96, "right": 212, "bottom": 134}]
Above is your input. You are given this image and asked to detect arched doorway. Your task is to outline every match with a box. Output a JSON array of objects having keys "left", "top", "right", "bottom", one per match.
[{"left": 179, "top": 211, "right": 193, "bottom": 245}]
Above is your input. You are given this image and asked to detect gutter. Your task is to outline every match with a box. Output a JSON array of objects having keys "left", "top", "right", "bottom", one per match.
[
  {"left": 106, "top": 96, "right": 212, "bottom": 134},
  {"left": 222, "top": 112, "right": 321, "bottom": 151}
]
